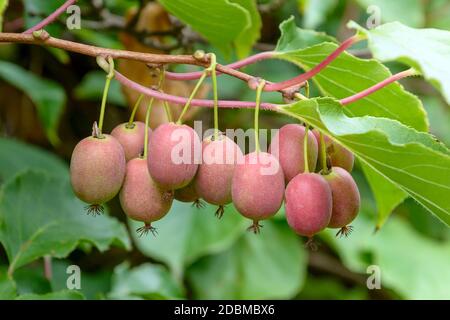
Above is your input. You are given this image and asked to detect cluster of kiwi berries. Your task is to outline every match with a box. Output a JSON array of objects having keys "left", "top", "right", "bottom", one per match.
[
  {"left": 70, "top": 54, "right": 359, "bottom": 241},
  {"left": 70, "top": 116, "right": 360, "bottom": 241}
]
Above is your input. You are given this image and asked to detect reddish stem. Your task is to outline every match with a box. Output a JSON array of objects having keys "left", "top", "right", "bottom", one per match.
[
  {"left": 23, "top": 0, "right": 78, "bottom": 34},
  {"left": 265, "top": 35, "right": 363, "bottom": 91},
  {"left": 114, "top": 71, "right": 278, "bottom": 111},
  {"left": 165, "top": 51, "right": 275, "bottom": 80},
  {"left": 340, "top": 69, "right": 416, "bottom": 105}
]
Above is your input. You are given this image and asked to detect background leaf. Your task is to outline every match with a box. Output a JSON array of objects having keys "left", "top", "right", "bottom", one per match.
[
  {"left": 74, "top": 71, "right": 127, "bottom": 107},
  {"left": 0, "top": 0, "right": 8, "bottom": 32},
  {"left": 0, "top": 171, "right": 131, "bottom": 274},
  {"left": 231, "top": 0, "right": 262, "bottom": 58},
  {"left": 298, "top": 0, "right": 338, "bottom": 29},
  {"left": 186, "top": 220, "right": 306, "bottom": 299},
  {"left": 159, "top": 0, "right": 252, "bottom": 56},
  {"left": 322, "top": 212, "right": 450, "bottom": 299},
  {"left": 16, "top": 290, "right": 85, "bottom": 300},
  {"left": 108, "top": 262, "right": 184, "bottom": 300},
  {"left": 0, "top": 61, "right": 66, "bottom": 145},
  {"left": 349, "top": 21, "right": 450, "bottom": 104},
  {"left": 354, "top": 0, "right": 424, "bottom": 27},
  {"left": 0, "top": 267, "right": 16, "bottom": 299},
  {"left": 130, "top": 201, "right": 248, "bottom": 279},
  {"left": 0, "top": 138, "right": 67, "bottom": 182}
]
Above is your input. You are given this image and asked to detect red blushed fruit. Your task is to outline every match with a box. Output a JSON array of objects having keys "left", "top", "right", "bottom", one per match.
[
  {"left": 285, "top": 173, "right": 332, "bottom": 237},
  {"left": 111, "top": 121, "right": 150, "bottom": 161},
  {"left": 269, "top": 124, "right": 318, "bottom": 183},
  {"left": 148, "top": 122, "right": 201, "bottom": 190},
  {"left": 323, "top": 167, "right": 360, "bottom": 237},
  {"left": 231, "top": 152, "right": 285, "bottom": 233},
  {"left": 70, "top": 134, "right": 126, "bottom": 214},
  {"left": 120, "top": 158, "right": 173, "bottom": 236},
  {"left": 312, "top": 129, "right": 354, "bottom": 172},
  {"left": 195, "top": 134, "right": 243, "bottom": 218}
]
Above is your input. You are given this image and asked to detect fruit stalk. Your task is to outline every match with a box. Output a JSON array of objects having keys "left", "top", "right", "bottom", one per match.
[
  {"left": 319, "top": 132, "right": 329, "bottom": 174},
  {"left": 340, "top": 68, "right": 417, "bottom": 105},
  {"left": 303, "top": 125, "right": 310, "bottom": 173},
  {"left": 127, "top": 94, "right": 144, "bottom": 128},
  {"left": 97, "top": 56, "right": 115, "bottom": 135},
  {"left": 254, "top": 80, "right": 266, "bottom": 152},
  {"left": 176, "top": 72, "right": 208, "bottom": 124},
  {"left": 208, "top": 53, "right": 220, "bottom": 140},
  {"left": 143, "top": 98, "right": 154, "bottom": 159}
]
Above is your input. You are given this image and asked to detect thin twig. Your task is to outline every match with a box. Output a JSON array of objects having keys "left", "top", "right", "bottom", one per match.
[{"left": 23, "top": 0, "right": 78, "bottom": 34}]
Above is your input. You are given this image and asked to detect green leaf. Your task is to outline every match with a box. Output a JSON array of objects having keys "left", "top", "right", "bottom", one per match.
[
  {"left": 276, "top": 16, "right": 336, "bottom": 52},
  {"left": 16, "top": 290, "right": 85, "bottom": 300},
  {"left": 159, "top": 0, "right": 251, "bottom": 56},
  {"left": 187, "top": 220, "right": 306, "bottom": 299},
  {"left": 349, "top": 21, "right": 450, "bottom": 104},
  {"left": 322, "top": 212, "right": 450, "bottom": 299},
  {"left": 108, "top": 262, "right": 184, "bottom": 300},
  {"left": 355, "top": 0, "right": 424, "bottom": 27},
  {"left": 0, "top": 171, "right": 131, "bottom": 274},
  {"left": 281, "top": 98, "right": 450, "bottom": 226},
  {"left": 0, "top": 0, "right": 8, "bottom": 32},
  {"left": 130, "top": 201, "right": 248, "bottom": 278},
  {"left": 231, "top": 0, "right": 262, "bottom": 58},
  {"left": 298, "top": 0, "right": 338, "bottom": 29},
  {"left": 74, "top": 71, "right": 127, "bottom": 107},
  {"left": 275, "top": 40, "right": 428, "bottom": 131},
  {"left": 361, "top": 163, "right": 407, "bottom": 228},
  {"left": 0, "top": 138, "right": 67, "bottom": 182},
  {"left": 0, "top": 267, "right": 16, "bottom": 299},
  {"left": 0, "top": 61, "right": 66, "bottom": 145},
  {"left": 298, "top": 275, "right": 368, "bottom": 300}
]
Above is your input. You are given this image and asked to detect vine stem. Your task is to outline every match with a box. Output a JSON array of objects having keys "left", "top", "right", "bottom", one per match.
[
  {"left": 0, "top": 33, "right": 295, "bottom": 93},
  {"left": 265, "top": 35, "right": 365, "bottom": 91},
  {"left": 304, "top": 125, "right": 310, "bottom": 173},
  {"left": 0, "top": 33, "right": 415, "bottom": 110},
  {"left": 23, "top": 0, "right": 77, "bottom": 34},
  {"left": 254, "top": 80, "right": 266, "bottom": 152},
  {"left": 114, "top": 70, "right": 278, "bottom": 110},
  {"left": 340, "top": 68, "right": 417, "bottom": 105},
  {"left": 165, "top": 51, "right": 275, "bottom": 81}
]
